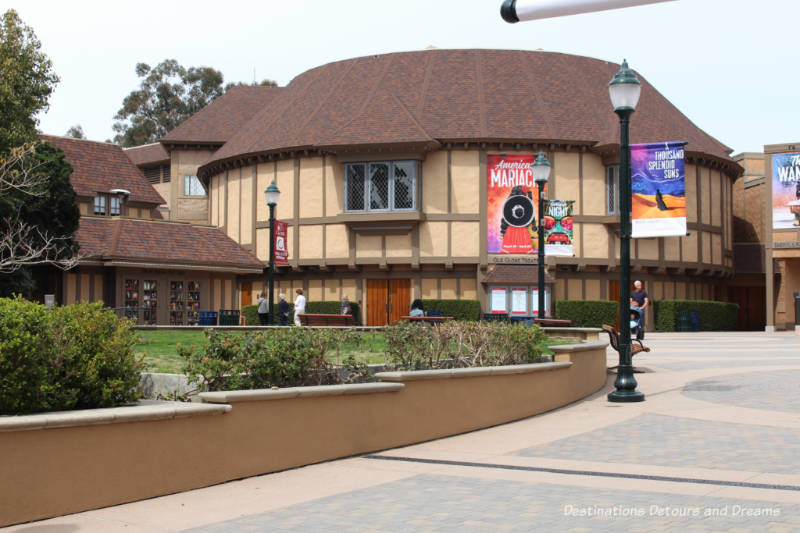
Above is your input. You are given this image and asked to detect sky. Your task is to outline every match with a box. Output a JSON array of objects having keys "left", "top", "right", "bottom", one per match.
[{"left": 6, "top": 0, "right": 799, "bottom": 155}]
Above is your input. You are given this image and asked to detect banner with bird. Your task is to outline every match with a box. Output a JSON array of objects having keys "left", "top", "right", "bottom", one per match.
[{"left": 630, "top": 141, "right": 687, "bottom": 238}]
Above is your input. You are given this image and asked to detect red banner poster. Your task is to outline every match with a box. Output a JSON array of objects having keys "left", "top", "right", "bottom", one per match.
[
  {"left": 487, "top": 154, "right": 545, "bottom": 254},
  {"left": 273, "top": 220, "right": 288, "bottom": 266}
]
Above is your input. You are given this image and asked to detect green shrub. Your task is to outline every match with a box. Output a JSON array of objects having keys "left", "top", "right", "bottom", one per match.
[
  {"left": 0, "top": 297, "right": 143, "bottom": 415},
  {"left": 178, "top": 328, "right": 363, "bottom": 391},
  {"left": 421, "top": 299, "right": 481, "bottom": 321},
  {"left": 555, "top": 300, "right": 618, "bottom": 327},
  {"left": 384, "top": 321, "right": 548, "bottom": 370},
  {"left": 242, "top": 301, "right": 361, "bottom": 325},
  {"left": 654, "top": 300, "right": 739, "bottom": 331}
]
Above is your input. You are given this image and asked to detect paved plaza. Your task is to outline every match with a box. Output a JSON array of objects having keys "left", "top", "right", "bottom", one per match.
[{"left": 5, "top": 331, "right": 800, "bottom": 532}]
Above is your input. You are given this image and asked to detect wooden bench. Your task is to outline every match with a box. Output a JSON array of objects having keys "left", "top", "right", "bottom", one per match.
[
  {"left": 534, "top": 318, "right": 574, "bottom": 327},
  {"left": 298, "top": 313, "right": 357, "bottom": 326},
  {"left": 602, "top": 324, "right": 650, "bottom": 373},
  {"left": 401, "top": 316, "right": 455, "bottom": 324}
]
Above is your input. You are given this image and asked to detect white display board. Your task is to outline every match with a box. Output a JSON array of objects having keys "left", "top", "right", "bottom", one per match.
[
  {"left": 511, "top": 287, "right": 528, "bottom": 315},
  {"left": 531, "top": 288, "right": 550, "bottom": 317},
  {"left": 490, "top": 287, "right": 508, "bottom": 314}
]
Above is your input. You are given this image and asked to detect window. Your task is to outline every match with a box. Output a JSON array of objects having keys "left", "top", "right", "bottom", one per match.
[
  {"left": 606, "top": 165, "right": 619, "bottom": 215},
  {"left": 345, "top": 161, "right": 417, "bottom": 212},
  {"left": 93, "top": 196, "right": 106, "bottom": 215},
  {"left": 110, "top": 196, "right": 121, "bottom": 216},
  {"left": 184, "top": 174, "right": 205, "bottom": 196},
  {"left": 143, "top": 167, "right": 160, "bottom": 184}
]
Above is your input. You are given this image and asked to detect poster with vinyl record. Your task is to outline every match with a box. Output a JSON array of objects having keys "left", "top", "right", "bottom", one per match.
[{"left": 487, "top": 154, "right": 544, "bottom": 254}]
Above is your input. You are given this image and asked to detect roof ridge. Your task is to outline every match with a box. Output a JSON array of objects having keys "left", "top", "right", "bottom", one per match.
[
  {"left": 390, "top": 92, "right": 434, "bottom": 141},
  {"left": 474, "top": 51, "right": 488, "bottom": 139}
]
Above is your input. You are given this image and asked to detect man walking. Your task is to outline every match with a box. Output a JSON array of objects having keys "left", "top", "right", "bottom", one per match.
[{"left": 630, "top": 280, "right": 649, "bottom": 340}]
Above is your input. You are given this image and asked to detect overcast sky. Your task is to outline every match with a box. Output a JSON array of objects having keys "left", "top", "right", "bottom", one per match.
[{"left": 8, "top": 0, "right": 799, "bottom": 155}]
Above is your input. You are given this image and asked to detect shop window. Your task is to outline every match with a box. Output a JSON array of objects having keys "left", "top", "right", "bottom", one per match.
[
  {"left": 170, "top": 281, "right": 185, "bottom": 324},
  {"left": 184, "top": 174, "right": 205, "bottom": 196},
  {"left": 606, "top": 165, "right": 619, "bottom": 215},
  {"left": 186, "top": 281, "right": 200, "bottom": 325},
  {"left": 124, "top": 279, "right": 139, "bottom": 322},
  {"left": 345, "top": 161, "right": 416, "bottom": 212},
  {"left": 142, "top": 280, "right": 157, "bottom": 325},
  {"left": 94, "top": 196, "right": 107, "bottom": 215}
]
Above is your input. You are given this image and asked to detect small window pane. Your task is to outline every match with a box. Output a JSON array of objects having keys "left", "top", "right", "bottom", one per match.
[
  {"left": 94, "top": 196, "right": 106, "bottom": 215},
  {"left": 369, "top": 163, "right": 389, "bottom": 210},
  {"left": 393, "top": 161, "right": 415, "bottom": 209},
  {"left": 184, "top": 174, "right": 205, "bottom": 196},
  {"left": 346, "top": 163, "right": 366, "bottom": 211},
  {"left": 606, "top": 166, "right": 619, "bottom": 215},
  {"left": 110, "top": 196, "right": 121, "bottom": 216}
]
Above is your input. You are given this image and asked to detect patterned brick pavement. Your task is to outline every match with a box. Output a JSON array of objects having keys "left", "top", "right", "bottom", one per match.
[{"left": 180, "top": 475, "right": 799, "bottom": 533}]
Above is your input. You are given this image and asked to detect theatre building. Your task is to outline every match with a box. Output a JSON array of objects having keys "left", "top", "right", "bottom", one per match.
[
  {"left": 129, "top": 49, "right": 741, "bottom": 327},
  {"left": 44, "top": 135, "right": 264, "bottom": 324}
]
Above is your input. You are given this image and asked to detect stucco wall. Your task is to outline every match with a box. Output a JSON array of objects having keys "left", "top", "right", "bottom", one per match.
[{"left": 0, "top": 340, "right": 607, "bottom": 527}]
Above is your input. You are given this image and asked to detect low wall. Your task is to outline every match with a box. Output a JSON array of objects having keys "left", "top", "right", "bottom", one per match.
[
  {"left": 0, "top": 340, "right": 607, "bottom": 527},
  {"left": 541, "top": 327, "right": 601, "bottom": 341}
]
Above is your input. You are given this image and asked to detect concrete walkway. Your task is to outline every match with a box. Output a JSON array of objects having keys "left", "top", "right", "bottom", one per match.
[{"left": 6, "top": 331, "right": 800, "bottom": 532}]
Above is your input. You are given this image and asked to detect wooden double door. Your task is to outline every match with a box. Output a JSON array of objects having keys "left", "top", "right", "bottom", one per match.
[{"left": 367, "top": 279, "right": 410, "bottom": 326}]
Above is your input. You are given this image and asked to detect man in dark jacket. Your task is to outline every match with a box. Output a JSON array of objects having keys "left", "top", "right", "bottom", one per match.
[{"left": 278, "top": 293, "right": 290, "bottom": 326}]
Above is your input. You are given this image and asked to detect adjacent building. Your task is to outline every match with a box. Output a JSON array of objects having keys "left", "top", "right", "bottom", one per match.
[{"left": 44, "top": 135, "right": 264, "bottom": 324}]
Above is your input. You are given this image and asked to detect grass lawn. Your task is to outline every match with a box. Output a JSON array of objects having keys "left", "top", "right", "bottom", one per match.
[{"left": 135, "top": 329, "right": 569, "bottom": 374}]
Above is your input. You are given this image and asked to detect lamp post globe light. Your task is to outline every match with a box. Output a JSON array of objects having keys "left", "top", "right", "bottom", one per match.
[
  {"left": 500, "top": 0, "right": 676, "bottom": 23},
  {"left": 608, "top": 60, "right": 644, "bottom": 402},
  {"left": 532, "top": 152, "right": 551, "bottom": 319},
  {"left": 265, "top": 181, "right": 281, "bottom": 326}
]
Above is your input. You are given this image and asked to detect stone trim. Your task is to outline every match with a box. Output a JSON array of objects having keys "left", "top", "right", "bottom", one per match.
[
  {"left": 0, "top": 401, "right": 230, "bottom": 433},
  {"left": 375, "top": 361, "right": 572, "bottom": 382},
  {"left": 200, "top": 382, "right": 404, "bottom": 403}
]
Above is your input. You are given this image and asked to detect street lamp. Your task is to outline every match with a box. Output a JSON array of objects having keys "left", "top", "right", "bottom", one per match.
[
  {"left": 265, "top": 181, "right": 281, "bottom": 326},
  {"left": 608, "top": 60, "right": 644, "bottom": 402},
  {"left": 532, "top": 152, "right": 551, "bottom": 319}
]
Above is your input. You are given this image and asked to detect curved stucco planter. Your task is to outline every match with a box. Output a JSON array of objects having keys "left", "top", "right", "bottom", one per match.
[{"left": 0, "top": 340, "right": 607, "bottom": 527}]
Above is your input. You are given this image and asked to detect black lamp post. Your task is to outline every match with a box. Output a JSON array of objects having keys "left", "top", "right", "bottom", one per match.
[
  {"left": 265, "top": 181, "right": 280, "bottom": 326},
  {"left": 532, "top": 152, "right": 551, "bottom": 319},
  {"left": 608, "top": 60, "right": 644, "bottom": 402}
]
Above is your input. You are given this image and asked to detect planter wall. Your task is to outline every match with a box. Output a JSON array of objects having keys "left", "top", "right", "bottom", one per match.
[{"left": 0, "top": 340, "right": 608, "bottom": 527}]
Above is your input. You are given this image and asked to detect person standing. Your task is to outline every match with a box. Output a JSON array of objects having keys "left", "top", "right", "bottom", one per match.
[
  {"left": 630, "top": 280, "right": 649, "bottom": 340},
  {"left": 293, "top": 288, "right": 306, "bottom": 326},
  {"left": 256, "top": 292, "right": 269, "bottom": 326},
  {"left": 278, "top": 293, "right": 290, "bottom": 326}
]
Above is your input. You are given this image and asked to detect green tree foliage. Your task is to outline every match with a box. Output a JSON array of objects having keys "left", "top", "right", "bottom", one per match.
[
  {"left": 0, "top": 10, "right": 79, "bottom": 295},
  {"left": 224, "top": 78, "right": 278, "bottom": 91},
  {"left": 112, "top": 59, "right": 224, "bottom": 147},
  {"left": 0, "top": 142, "right": 80, "bottom": 296},
  {"left": 0, "top": 9, "right": 59, "bottom": 152},
  {"left": 65, "top": 125, "right": 85, "bottom": 139}
]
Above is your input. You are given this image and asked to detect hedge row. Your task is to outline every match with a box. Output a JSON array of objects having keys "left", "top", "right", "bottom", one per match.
[
  {"left": 0, "top": 297, "right": 142, "bottom": 415},
  {"left": 654, "top": 300, "right": 739, "bottom": 331},
  {"left": 421, "top": 299, "right": 481, "bottom": 321},
  {"left": 554, "top": 300, "right": 618, "bottom": 328},
  {"left": 242, "top": 301, "right": 362, "bottom": 325}
]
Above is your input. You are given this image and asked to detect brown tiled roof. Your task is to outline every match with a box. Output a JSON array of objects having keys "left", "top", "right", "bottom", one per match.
[
  {"left": 200, "top": 50, "right": 733, "bottom": 174},
  {"left": 76, "top": 217, "right": 264, "bottom": 271},
  {"left": 161, "top": 85, "right": 282, "bottom": 145},
  {"left": 41, "top": 135, "right": 165, "bottom": 205},
  {"left": 124, "top": 143, "right": 169, "bottom": 166},
  {"left": 482, "top": 265, "right": 557, "bottom": 285}
]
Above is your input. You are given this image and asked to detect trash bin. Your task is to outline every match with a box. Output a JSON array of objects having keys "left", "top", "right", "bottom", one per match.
[
  {"left": 198, "top": 311, "right": 218, "bottom": 326},
  {"left": 218, "top": 309, "right": 240, "bottom": 326},
  {"left": 676, "top": 310, "right": 691, "bottom": 332},
  {"left": 690, "top": 311, "right": 700, "bottom": 332}
]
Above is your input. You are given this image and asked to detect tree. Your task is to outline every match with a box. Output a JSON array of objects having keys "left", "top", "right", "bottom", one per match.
[
  {"left": 65, "top": 125, "right": 85, "bottom": 139},
  {"left": 0, "top": 9, "right": 59, "bottom": 152},
  {"left": 112, "top": 60, "right": 224, "bottom": 147},
  {"left": 224, "top": 78, "right": 278, "bottom": 91},
  {"left": 0, "top": 10, "right": 80, "bottom": 296}
]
